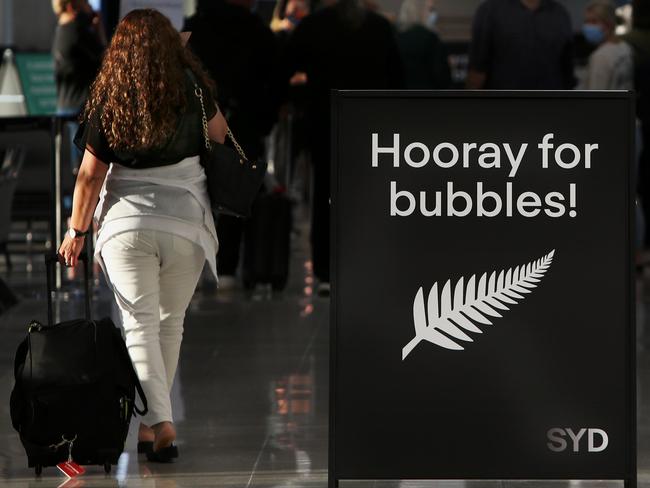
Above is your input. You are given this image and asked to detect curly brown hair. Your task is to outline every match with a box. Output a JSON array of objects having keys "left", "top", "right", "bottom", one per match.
[{"left": 84, "top": 9, "right": 216, "bottom": 153}]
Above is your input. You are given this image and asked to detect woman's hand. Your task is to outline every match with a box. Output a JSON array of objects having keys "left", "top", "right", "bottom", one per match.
[
  {"left": 58, "top": 235, "right": 86, "bottom": 268},
  {"left": 59, "top": 148, "right": 108, "bottom": 268}
]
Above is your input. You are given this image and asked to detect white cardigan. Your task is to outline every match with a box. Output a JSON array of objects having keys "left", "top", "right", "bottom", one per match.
[{"left": 93, "top": 156, "right": 219, "bottom": 281}]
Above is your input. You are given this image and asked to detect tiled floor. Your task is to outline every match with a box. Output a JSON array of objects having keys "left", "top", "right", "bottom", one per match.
[{"left": 0, "top": 223, "right": 648, "bottom": 487}]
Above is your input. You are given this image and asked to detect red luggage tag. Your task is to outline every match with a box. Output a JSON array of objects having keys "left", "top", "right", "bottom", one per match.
[
  {"left": 56, "top": 436, "right": 85, "bottom": 478},
  {"left": 57, "top": 461, "right": 85, "bottom": 478}
]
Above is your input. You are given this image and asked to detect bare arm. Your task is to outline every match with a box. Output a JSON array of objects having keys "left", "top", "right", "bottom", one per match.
[
  {"left": 58, "top": 148, "right": 108, "bottom": 267},
  {"left": 208, "top": 108, "right": 228, "bottom": 144}
]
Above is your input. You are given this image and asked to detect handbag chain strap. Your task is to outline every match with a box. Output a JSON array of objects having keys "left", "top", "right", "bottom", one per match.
[{"left": 194, "top": 85, "right": 248, "bottom": 163}]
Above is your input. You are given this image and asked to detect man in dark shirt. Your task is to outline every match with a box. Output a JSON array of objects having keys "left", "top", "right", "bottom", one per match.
[
  {"left": 285, "top": 0, "right": 403, "bottom": 292},
  {"left": 467, "top": 0, "right": 575, "bottom": 89},
  {"left": 183, "top": 0, "right": 281, "bottom": 284},
  {"left": 52, "top": 0, "right": 105, "bottom": 114}
]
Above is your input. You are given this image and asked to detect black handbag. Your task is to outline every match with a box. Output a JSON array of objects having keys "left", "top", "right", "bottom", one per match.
[{"left": 194, "top": 84, "right": 267, "bottom": 218}]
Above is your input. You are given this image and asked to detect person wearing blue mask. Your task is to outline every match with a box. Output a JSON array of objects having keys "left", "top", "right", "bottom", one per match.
[{"left": 581, "top": 0, "right": 633, "bottom": 90}]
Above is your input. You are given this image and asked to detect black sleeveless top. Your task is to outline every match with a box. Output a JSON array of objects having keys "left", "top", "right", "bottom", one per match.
[{"left": 74, "top": 72, "right": 218, "bottom": 169}]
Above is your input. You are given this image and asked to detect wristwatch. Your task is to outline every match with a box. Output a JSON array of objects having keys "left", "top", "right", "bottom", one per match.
[{"left": 67, "top": 227, "right": 89, "bottom": 239}]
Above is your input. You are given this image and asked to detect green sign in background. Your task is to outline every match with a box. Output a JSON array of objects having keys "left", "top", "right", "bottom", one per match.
[{"left": 14, "top": 53, "right": 57, "bottom": 116}]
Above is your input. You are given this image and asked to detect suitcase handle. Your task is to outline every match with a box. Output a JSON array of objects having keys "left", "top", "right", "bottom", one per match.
[{"left": 45, "top": 249, "right": 91, "bottom": 327}]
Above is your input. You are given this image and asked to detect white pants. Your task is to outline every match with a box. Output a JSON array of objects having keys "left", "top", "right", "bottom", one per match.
[{"left": 101, "top": 230, "right": 205, "bottom": 426}]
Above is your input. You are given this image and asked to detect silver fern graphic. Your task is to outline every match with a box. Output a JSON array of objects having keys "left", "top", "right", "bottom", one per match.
[{"left": 402, "top": 250, "right": 555, "bottom": 360}]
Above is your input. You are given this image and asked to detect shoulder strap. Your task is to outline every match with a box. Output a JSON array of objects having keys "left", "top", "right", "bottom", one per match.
[{"left": 186, "top": 69, "right": 249, "bottom": 162}]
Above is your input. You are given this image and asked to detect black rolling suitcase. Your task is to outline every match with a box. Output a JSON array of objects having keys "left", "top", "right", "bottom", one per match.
[
  {"left": 242, "top": 190, "right": 293, "bottom": 291},
  {"left": 10, "top": 253, "right": 147, "bottom": 476}
]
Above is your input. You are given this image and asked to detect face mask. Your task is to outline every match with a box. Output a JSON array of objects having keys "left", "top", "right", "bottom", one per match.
[
  {"left": 582, "top": 23, "right": 606, "bottom": 45},
  {"left": 426, "top": 11, "right": 438, "bottom": 29}
]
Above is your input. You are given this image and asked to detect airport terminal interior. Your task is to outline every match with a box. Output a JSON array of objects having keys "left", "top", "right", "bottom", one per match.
[
  {"left": 0, "top": 234, "right": 646, "bottom": 486},
  {"left": 1, "top": 0, "right": 650, "bottom": 486}
]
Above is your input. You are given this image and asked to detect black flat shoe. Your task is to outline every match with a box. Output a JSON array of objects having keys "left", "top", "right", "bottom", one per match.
[
  {"left": 137, "top": 441, "right": 153, "bottom": 454},
  {"left": 145, "top": 444, "right": 179, "bottom": 463}
]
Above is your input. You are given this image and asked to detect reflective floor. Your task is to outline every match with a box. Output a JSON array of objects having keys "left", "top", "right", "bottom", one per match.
[{"left": 0, "top": 219, "right": 648, "bottom": 487}]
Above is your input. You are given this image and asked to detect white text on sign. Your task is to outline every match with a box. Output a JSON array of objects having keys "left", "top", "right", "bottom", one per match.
[{"left": 372, "top": 133, "right": 597, "bottom": 219}]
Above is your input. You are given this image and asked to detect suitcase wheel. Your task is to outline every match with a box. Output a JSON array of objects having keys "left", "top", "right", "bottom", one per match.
[
  {"left": 104, "top": 462, "right": 111, "bottom": 474},
  {"left": 34, "top": 464, "right": 42, "bottom": 476}
]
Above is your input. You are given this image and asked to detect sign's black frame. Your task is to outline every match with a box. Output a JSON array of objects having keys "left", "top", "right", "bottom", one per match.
[{"left": 329, "top": 90, "right": 637, "bottom": 488}]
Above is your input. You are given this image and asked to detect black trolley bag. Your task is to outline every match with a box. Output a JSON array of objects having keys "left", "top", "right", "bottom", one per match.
[
  {"left": 242, "top": 190, "right": 293, "bottom": 291},
  {"left": 9, "top": 253, "right": 148, "bottom": 476}
]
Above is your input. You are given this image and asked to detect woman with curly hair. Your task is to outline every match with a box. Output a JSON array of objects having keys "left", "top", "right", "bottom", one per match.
[{"left": 57, "top": 9, "right": 227, "bottom": 462}]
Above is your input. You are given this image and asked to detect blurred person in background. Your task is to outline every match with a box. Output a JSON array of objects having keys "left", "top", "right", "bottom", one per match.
[
  {"left": 59, "top": 9, "right": 227, "bottom": 462},
  {"left": 52, "top": 0, "right": 105, "bottom": 116},
  {"left": 578, "top": 1, "right": 638, "bottom": 255},
  {"left": 52, "top": 0, "right": 106, "bottom": 212},
  {"left": 184, "top": 0, "right": 282, "bottom": 289},
  {"left": 285, "top": 0, "right": 403, "bottom": 295},
  {"left": 580, "top": 0, "right": 633, "bottom": 90},
  {"left": 466, "top": 0, "right": 575, "bottom": 89},
  {"left": 625, "top": 0, "right": 650, "bottom": 248},
  {"left": 396, "top": 0, "right": 451, "bottom": 89},
  {"left": 271, "top": 0, "right": 311, "bottom": 200}
]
